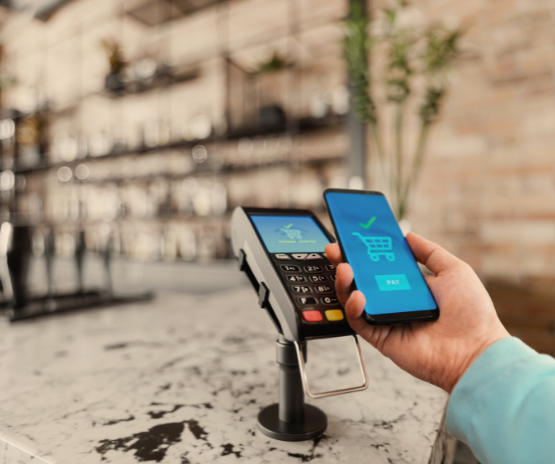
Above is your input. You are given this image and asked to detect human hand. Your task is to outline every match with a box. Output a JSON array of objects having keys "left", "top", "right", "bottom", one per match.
[{"left": 325, "top": 233, "right": 510, "bottom": 393}]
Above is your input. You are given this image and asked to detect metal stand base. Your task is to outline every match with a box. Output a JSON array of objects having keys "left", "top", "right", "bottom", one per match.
[
  {"left": 256, "top": 337, "right": 327, "bottom": 442},
  {"left": 257, "top": 403, "right": 327, "bottom": 441}
]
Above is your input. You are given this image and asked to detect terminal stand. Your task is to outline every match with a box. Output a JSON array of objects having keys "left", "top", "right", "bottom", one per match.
[
  {"left": 231, "top": 207, "right": 368, "bottom": 442},
  {"left": 257, "top": 336, "right": 327, "bottom": 441}
]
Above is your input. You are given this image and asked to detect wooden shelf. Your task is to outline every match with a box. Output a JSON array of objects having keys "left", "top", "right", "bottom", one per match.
[
  {"left": 11, "top": 116, "right": 343, "bottom": 175},
  {"left": 103, "top": 64, "right": 201, "bottom": 97},
  {"left": 76, "top": 155, "right": 345, "bottom": 185}
]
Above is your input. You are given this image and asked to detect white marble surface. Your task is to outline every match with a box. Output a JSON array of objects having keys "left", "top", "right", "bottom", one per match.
[{"left": 0, "top": 288, "right": 451, "bottom": 464}]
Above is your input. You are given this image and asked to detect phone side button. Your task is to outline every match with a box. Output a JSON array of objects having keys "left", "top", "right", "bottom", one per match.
[
  {"left": 324, "top": 309, "right": 344, "bottom": 322},
  {"left": 302, "top": 310, "right": 323, "bottom": 322}
]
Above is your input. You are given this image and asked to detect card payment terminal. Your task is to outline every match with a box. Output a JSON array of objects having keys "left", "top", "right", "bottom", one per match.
[
  {"left": 231, "top": 207, "right": 369, "bottom": 441},
  {"left": 232, "top": 207, "right": 353, "bottom": 340}
]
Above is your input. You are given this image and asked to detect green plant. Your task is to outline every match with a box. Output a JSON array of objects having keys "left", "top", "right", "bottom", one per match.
[
  {"left": 100, "top": 39, "right": 126, "bottom": 74},
  {"left": 254, "top": 51, "right": 291, "bottom": 75},
  {"left": 345, "top": 0, "right": 463, "bottom": 219}
]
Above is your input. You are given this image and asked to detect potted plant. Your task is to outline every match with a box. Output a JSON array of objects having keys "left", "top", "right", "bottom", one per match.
[
  {"left": 101, "top": 39, "right": 126, "bottom": 92},
  {"left": 253, "top": 51, "right": 292, "bottom": 127},
  {"left": 345, "top": 0, "right": 462, "bottom": 220}
]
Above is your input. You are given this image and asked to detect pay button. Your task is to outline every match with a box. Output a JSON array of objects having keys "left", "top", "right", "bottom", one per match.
[{"left": 375, "top": 274, "right": 411, "bottom": 291}]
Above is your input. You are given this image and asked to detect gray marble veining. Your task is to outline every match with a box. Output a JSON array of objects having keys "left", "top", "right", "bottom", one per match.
[{"left": 0, "top": 288, "right": 453, "bottom": 463}]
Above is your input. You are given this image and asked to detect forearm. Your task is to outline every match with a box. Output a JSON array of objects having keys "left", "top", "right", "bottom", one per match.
[{"left": 446, "top": 337, "right": 555, "bottom": 464}]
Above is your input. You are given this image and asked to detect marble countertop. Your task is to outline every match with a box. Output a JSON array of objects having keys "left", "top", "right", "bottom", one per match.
[{"left": 0, "top": 287, "right": 453, "bottom": 464}]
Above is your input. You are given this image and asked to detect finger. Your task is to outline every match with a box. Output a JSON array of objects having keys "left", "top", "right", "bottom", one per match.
[
  {"left": 406, "top": 232, "right": 462, "bottom": 275},
  {"left": 324, "top": 243, "right": 343, "bottom": 268},
  {"left": 344, "top": 290, "right": 366, "bottom": 329},
  {"left": 335, "top": 262, "right": 354, "bottom": 307},
  {"left": 344, "top": 290, "right": 385, "bottom": 344},
  {"left": 423, "top": 273, "right": 437, "bottom": 290},
  {"left": 422, "top": 273, "right": 442, "bottom": 299}
]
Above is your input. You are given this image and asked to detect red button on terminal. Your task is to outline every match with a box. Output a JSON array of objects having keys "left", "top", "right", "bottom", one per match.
[{"left": 302, "top": 310, "right": 323, "bottom": 322}]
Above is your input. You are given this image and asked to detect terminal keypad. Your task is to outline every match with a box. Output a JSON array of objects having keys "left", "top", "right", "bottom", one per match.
[
  {"left": 286, "top": 275, "right": 306, "bottom": 282},
  {"left": 304, "top": 265, "right": 322, "bottom": 273},
  {"left": 272, "top": 252, "right": 345, "bottom": 327},
  {"left": 315, "top": 285, "right": 333, "bottom": 293},
  {"left": 281, "top": 265, "right": 300, "bottom": 272},
  {"left": 292, "top": 286, "right": 311, "bottom": 293}
]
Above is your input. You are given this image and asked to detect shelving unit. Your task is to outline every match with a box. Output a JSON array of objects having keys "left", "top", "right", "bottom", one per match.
[
  {"left": 11, "top": 115, "right": 343, "bottom": 174},
  {"left": 0, "top": 0, "right": 352, "bottom": 265}
]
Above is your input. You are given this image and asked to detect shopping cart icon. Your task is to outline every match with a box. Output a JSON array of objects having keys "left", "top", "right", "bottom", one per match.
[
  {"left": 281, "top": 228, "right": 303, "bottom": 240},
  {"left": 352, "top": 232, "right": 395, "bottom": 262}
]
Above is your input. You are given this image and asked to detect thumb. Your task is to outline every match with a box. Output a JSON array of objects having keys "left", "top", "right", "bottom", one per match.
[{"left": 406, "top": 233, "right": 462, "bottom": 276}]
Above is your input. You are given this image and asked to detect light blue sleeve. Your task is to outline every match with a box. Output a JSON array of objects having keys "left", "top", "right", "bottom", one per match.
[{"left": 446, "top": 337, "right": 555, "bottom": 464}]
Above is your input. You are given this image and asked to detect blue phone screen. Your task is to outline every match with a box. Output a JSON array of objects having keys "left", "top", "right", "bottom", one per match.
[
  {"left": 325, "top": 192, "right": 437, "bottom": 315},
  {"left": 250, "top": 215, "right": 330, "bottom": 253}
]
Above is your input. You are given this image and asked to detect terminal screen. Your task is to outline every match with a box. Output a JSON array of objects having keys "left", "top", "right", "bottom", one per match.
[{"left": 250, "top": 215, "right": 330, "bottom": 253}]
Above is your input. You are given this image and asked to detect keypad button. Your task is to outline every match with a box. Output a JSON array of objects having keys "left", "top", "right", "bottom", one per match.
[
  {"left": 292, "top": 286, "right": 311, "bottom": 293},
  {"left": 315, "top": 285, "right": 333, "bottom": 293},
  {"left": 275, "top": 254, "right": 290, "bottom": 260},
  {"left": 305, "top": 253, "right": 322, "bottom": 260},
  {"left": 325, "top": 309, "right": 344, "bottom": 321},
  {"left": 298, "top": 297, "right": 317, "bottom": 305},
  {"left": 302, "top": 310, "right": 323, "bottom": 322},
  {"left": 281, "top": 265, "right": 300, "bottom": 272},
  {"left": 286, "top": 275, "right": 306, "bottom": 282},
  {"left": 304, "top": 265, "right": 322, "bottom": 273},
  {"left": 330, "top": 275, "right": 337, "bottom": 281},
  {"left": 308, "top": 275, "right": 327, "bottom": 282},
  {"left": 291, "top": 253, "right": 308, "bottom": 260},
  {"left": 325, "top": 264, "right": 335, "bottom": 271},
  {"left": 321, "top": 296, "right": 339, "bottom": 305}
]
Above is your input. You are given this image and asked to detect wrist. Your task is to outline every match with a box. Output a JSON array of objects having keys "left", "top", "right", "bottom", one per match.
[{"left": 446, "top": 328, "right": 511, "bottom": 394}]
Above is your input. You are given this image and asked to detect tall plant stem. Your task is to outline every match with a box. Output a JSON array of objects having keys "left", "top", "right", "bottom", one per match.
[
  {"left": 398, "top": 122, "right": 430, "bottom": 220},
  {"left": 368, "top": 122, "right": 388, "bottom": 187},
  {"left": 394, "top": 102, "right": 405, "bottom": 218}
]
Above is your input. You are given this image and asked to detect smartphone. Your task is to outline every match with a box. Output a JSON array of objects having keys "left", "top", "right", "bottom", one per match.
[{"left": 323, "top": 189, "right": 439, "bottom": 325}]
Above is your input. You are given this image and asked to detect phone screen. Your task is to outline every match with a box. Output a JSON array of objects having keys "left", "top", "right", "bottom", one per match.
[
  {"left": 250, "top": 215, "right": 330, "bottom": 253},
  {"left": 325, "top": 191, "right": 437, "bottom": 316}
]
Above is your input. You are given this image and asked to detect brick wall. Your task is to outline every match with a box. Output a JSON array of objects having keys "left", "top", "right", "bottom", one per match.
[
  {"left": 403, "top": 0, "right": 555, "bottom": 282},
  {"left": 375, "top": 0, "right": 555, "bottom": 352}
]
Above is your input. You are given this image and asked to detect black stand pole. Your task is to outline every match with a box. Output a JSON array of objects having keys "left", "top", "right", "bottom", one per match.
[{"left": 257, "top": 337, "right": 327, "bottom": 441}]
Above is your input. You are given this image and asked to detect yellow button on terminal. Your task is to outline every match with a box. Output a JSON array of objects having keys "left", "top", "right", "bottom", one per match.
[{"left": 325, "top": 309, "right": 344, "bottom": 322}]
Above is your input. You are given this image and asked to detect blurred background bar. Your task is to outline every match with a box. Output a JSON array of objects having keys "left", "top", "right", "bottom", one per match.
[{"left": 0, "top": 0, "right": 551, "bottom": 355}]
